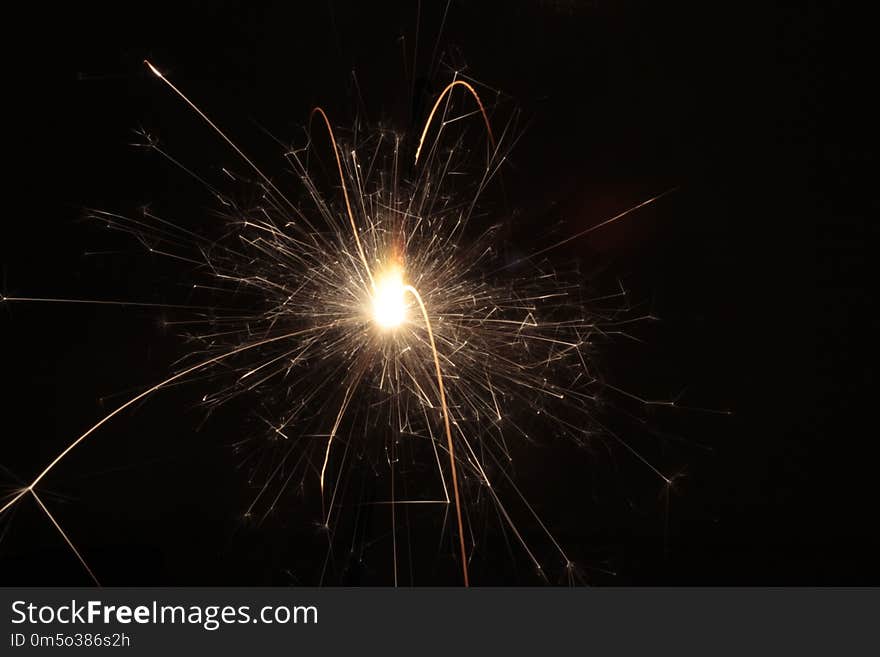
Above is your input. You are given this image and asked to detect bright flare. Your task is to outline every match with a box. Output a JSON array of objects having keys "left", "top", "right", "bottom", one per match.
[{"left": 372, "top": 266, "right": 407, "bottom": 328}]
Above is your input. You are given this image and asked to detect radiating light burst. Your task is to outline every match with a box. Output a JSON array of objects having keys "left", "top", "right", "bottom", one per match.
[
  {"left": 0, "top": 59, "right": 683, "bottom": 587},
  {"left": 372, "top": 266, "right": 408, "bottom": 329}
]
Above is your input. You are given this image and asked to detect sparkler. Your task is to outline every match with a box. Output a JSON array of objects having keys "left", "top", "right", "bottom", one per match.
[{"left": 1, "top": 59, "right": 678, "bottom": 586}]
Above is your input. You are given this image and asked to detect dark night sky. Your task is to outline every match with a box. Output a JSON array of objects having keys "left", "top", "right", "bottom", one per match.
[{"left": 0, "top": 2, "right": 873, "bottom": 585}]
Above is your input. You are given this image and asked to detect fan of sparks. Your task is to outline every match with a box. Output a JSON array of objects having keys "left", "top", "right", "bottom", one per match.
[{"left": 1, "top": 61, "right": 677, "bottom": 586}]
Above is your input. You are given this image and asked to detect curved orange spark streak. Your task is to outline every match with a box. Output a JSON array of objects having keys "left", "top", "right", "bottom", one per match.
[
  {"left": 414, "top": 79, "right": 496, "bottom": 166},
  {"left": 309, "top": 107, "right": 374, "bottom": 288},
  {"left": 404, "top": 284, "right": 469, "bottom": 587}
]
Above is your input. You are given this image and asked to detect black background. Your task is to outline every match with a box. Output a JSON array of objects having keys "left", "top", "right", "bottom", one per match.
[{"left": 0, "top": 2, "right": 873, "bottom": 584}]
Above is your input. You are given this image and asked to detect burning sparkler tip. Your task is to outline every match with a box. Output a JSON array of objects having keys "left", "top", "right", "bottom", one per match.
[
  {"left": 144, "top": 60, "right": 163, "bottom": 79},
  {"left": 372, "top": 266, "right": 407, "bottom": 329}
]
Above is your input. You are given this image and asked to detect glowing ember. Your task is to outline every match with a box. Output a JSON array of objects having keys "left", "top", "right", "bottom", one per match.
[{"left": 372, "top": 266, "right": 407, "bottom": 329}]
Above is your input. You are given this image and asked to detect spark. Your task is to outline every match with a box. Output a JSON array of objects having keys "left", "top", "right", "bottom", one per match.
[
  {"left": 415, "top": 78, "right": 496, "bottom": 165},
  {"left": 30, "top": 489, "right": 100, "bottom": 586},
  {"left": 1, "top": 58, "right": 681, "bottom": 588},
  {"left": 144, "top": 61, "right": 289, "bottom": 204},
  {"left": 404, "top": 282, "right": 469, "bottom": 587},
  {"left": 149, "top": 61, "right": 476, "bottom": 586}
]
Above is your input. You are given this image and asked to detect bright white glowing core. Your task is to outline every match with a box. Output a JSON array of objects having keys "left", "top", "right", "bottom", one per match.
[{"left": 372, "top": 267, "right": 407, "bottom": 328}]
